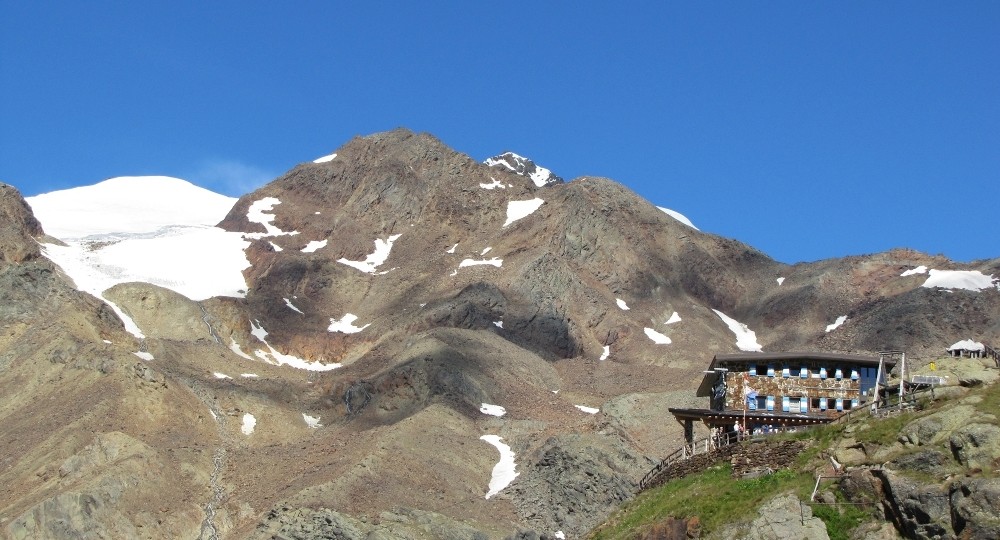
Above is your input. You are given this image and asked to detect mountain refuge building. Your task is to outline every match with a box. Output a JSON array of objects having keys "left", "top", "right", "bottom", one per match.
[{"left": 668, "top": 352, "right": 894, "bottom": 445}]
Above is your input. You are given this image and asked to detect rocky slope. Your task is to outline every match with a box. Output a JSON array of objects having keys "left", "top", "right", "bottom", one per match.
[{"left": 2, "top": 129, "right": 999, "bottom": 539}]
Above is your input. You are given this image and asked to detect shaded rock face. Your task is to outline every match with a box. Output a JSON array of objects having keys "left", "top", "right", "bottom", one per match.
[
  {"left": 507, "top": 434, "right": 645, "bottom": 537},
  {"left": 0, "top": 183, "right": 44, "bottom": 265}
]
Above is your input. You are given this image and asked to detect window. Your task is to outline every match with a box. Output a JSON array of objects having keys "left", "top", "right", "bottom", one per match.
[
  {"left": 749, "top": 364, "right": 757, "bottom": 376},
  {"left": 757, "top": 396, "right": 767, "bottom": 410},
  {"left": 859, "top": 366, "right": 881, "bottom": 395},
  {"left": 844, "top": 399, "right": 854, "bottom": 411},
  {"left": 811, "top": 397, "right": 822, "bottom": 409},
  {"left": 800, "top": 366, "right": 809, "bottom": 378}
]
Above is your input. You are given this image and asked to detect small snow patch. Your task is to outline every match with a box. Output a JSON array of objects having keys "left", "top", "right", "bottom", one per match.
[
  {"left": 446, "top": 243, "right": 458, "bottom": 254},
  {"left": 665, "top": 311, "right": 682, "bottom": 324},
  {"left": 644, "top": 327, "right": 672, "bottom": 345},
  {"left": 656, "top": 206, "right": 699, "bottom": 230},
  {"left": 480, "top": 403, "right": 506, "bottom": 417},
  {"left": 251, "top": 320, "right": 342, "bottom": 371},
  {"left": 493, "top": 320, "right": 503, "bottom": 328},
  {"left": 328, "top": 313, "right": 370, "bottom": 334},
  {"left": 312, "top": 152, "right": 337, "bottom": 163},
  {"left": 133, "top": 351, "right": 154, "bottom": 361},
  {"left": 102, "top": 339, "right": 112, "bottom": 344},
  {"left": 481, "top": 247, "right": 492, "bottom": 255},
  {"left": 921, "top": 269, "right": 998, "bottom": 292},
  {"left": 338, "top": 234, "right": 402, "bottom": 273},
  {"left": 776, "top": 277, "right": 785, "bottom": 286},
  {"left": 213, "top": 372, "right": 232, "bottom": 379},
  {"left": 480, "top": 177, "right": 506, "bottom": 190},
  {"left": 555, "top": 532, "right": 566, "bottom": 540},
  {"left": 301, "top": 239, "right": 327, "bottom": 253},
  {"left": 616, "top": 298, "right": 630, "bottom": 310},
  {"left": 246, "top": 198, "right": 300, "bottom": 238},
  {"left": 480, "top": 435, "right": 518, "bottom": 499},
  {"left": 901, "top": 265, "right": 928, "bottom": 277},
  {"left": 458, "top": 257, "right": 503, "bottom": 268},
  {"left": 284, "top": 298, "right": 304, "bottom": 314},
  {"left": 503, "top": 198, "right": 544, "bottom": 227},
  {"left": 713, "top": 309, "right": 762, "bottom": 352},
  {"left": 600, "top": 345, "right": 610, "bottom": 361},
  {"left": 229, "top": 339, "right": 254, "bottom": 360},
  {"left": 575, "top": 405, "right": 599, "bottom": 414},
  {"left": 269, "top": 241, "right": 283, "bottom": 252},
  {"left": 302, "top": 413, "right": 323, "bottom": 428},
  {"left": 241, "top": 373, "right": 258, "bottom": 378},
  {"left": 241, "top": 413, "right": 256, "bottom": 435},
  {"left": 825, "top": 315, "right": 848, "bottom": 333}
]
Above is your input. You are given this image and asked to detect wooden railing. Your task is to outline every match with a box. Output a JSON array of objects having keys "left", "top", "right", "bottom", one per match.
[{"left": 638, "top": 432, "right": 740, "bottom": 490}]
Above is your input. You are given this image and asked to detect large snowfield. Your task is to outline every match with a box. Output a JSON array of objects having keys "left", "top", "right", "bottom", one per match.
[{"left": 27, "top": 176, "right": 250, "bottom": 301}]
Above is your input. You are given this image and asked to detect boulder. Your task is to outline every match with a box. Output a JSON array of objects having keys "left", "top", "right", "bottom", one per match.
[
  {"left": 950, "top": 477, "right": 1000, "bottom": 540},
  {"left": 949, "top": 423, "right": 1000, "bottom": 470}
]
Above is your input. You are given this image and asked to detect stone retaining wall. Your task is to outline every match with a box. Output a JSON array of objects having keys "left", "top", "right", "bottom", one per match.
[{"left": 644, "top": 439, "right": 808, "bottom": 490}]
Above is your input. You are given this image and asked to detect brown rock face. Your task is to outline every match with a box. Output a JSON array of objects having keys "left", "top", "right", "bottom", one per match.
[
  {"left": 0, "top": 183, "right": 44, "bottom": 265},
  {"left": 3, "top": 129, "right": 999, "bottom": 539}
]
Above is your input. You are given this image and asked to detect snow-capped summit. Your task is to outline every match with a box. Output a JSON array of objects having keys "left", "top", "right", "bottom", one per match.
[
  {"left": 484, "top": 152, "right": 563, "bottom": 187},
  {"left": 26, "top": 176, "right": 249, "bottom": 304},
  {"left": 26, "top": 176, "right": 236, "bottom": 239}
]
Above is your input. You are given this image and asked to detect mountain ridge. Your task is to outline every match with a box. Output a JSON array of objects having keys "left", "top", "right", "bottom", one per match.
[{"left": 3, "top": 128, "right": 999, "bottom": 539}]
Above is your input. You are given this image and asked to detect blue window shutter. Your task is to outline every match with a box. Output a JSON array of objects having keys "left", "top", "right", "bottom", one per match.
[
  {"left": 800, "top": 399, "right": 808, "bottom": 413},
  {"left": 850, "top": 369, "right": 859, "bottom": 380},
  {"left": 782, "top": 366, "right": 790, "bottom": 378},
  {"left": 819, "top": 398, "right": 828, "bottom": 410},
  {"left": 835, "top": 368, "right": 843, "bottom": 380},
  {"left": 800, "top": 366, "right": 808, "bottom": 378},
  {"left": 820, "top": 367, "right": 827, "bottom": 379},
  {"left": 782, "top": 396, "right": 790, "bottom": 412},
  {"left": 767, "top": 365, "right": 775, "bottom": 377},
  {"left": 766, "top": 396, "right": 774, "bottom": 411},
  {"left": 749, "top": 364, "right": 756, "bottom": 376},
  {"left": 836, "top": 398, "right": 844, "bottom": 411}
]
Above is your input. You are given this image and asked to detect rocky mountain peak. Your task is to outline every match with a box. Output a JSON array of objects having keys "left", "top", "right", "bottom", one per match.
[
  {"left": 484, "top": 151, "right": 563, "bottom": 187},
  {"left": 5, "top": 128, "right": 1000, "bottom": 539}
]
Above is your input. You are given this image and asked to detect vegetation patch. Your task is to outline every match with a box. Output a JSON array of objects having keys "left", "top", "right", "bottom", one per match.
[
  {"left": 810, "top": 501, "right": 869, "bottom": 540},
  {"left": 587, "top": 464, "right": 811, "bottom": 539}
]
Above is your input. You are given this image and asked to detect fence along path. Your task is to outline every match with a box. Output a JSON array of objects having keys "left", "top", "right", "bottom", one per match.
[{"left": 638, "top": 431, "right": 740, "bottom": 490}]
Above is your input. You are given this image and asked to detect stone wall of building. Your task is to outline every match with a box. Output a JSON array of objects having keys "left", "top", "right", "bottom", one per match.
[{"left": 723, "top": 370, "right": 862, "bottom": 416}]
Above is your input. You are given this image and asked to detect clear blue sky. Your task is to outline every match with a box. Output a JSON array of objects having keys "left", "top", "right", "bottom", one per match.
[{"left": 2, "top": 2, "right": 997, "bottom": 264}]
